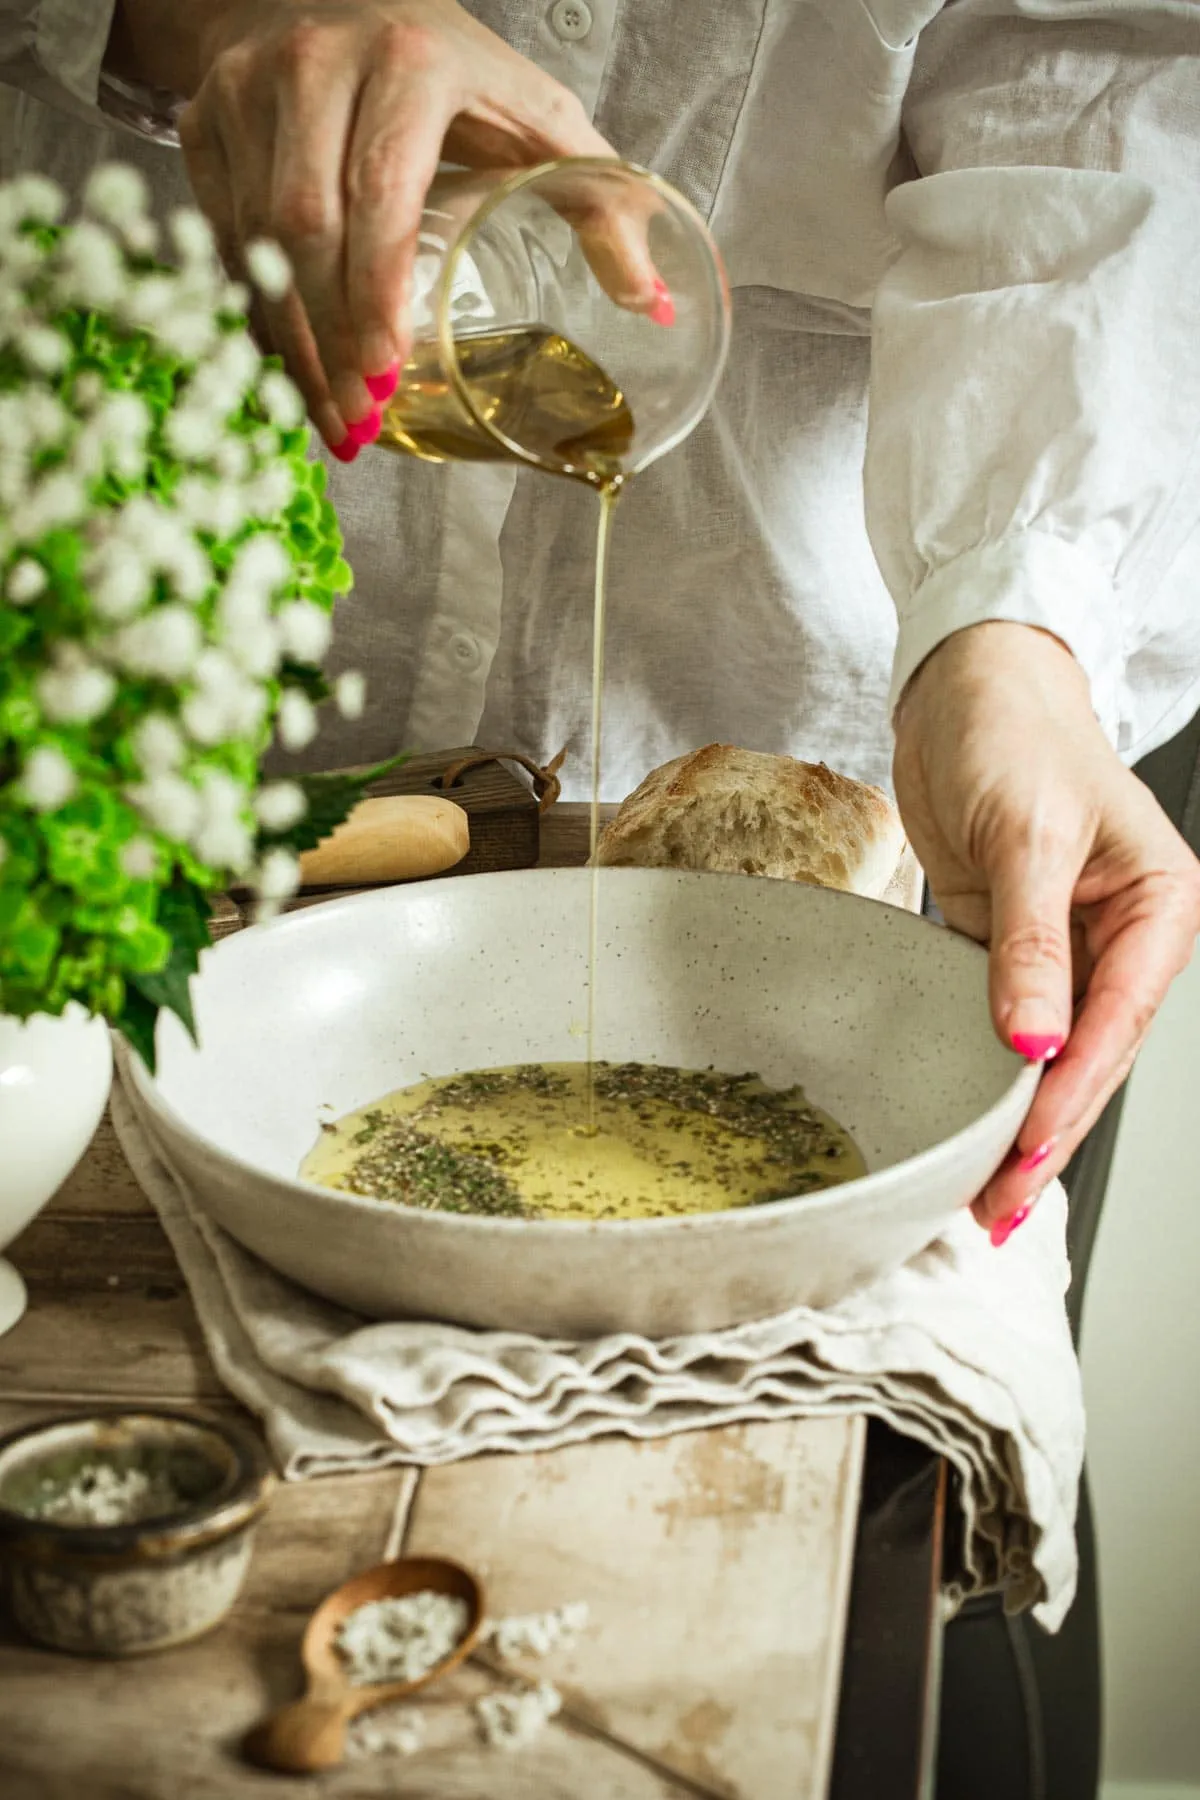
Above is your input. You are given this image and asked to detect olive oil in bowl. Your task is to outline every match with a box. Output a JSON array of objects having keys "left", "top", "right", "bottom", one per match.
[{"left": 302, "top": 1062, "right": 865, "bottom": 1223}]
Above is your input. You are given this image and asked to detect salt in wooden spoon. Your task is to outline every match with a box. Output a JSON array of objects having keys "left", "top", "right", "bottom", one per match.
[{"left": 243, "top": 1555, "right": 485, "bottom": 1774}]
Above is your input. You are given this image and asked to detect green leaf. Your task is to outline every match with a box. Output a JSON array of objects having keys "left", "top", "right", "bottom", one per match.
[
  {"left": 157, "top": 875, "right": 215, "bottom": 963},
  {"left": 0, "top": 610, "right": 31, "bottom": 654},
  {"left": 115, "top": 984, "right": 159, "bottom": 1074},
  {"left": 125, "top": 875, "right": 212, "bottom": 1049},
  {"left": 277, "top": 660, "right": 331, "bottom": 703}
]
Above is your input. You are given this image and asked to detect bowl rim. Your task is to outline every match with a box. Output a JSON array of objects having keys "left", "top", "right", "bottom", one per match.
[
  {"left": 0, "top": 1406, "right": 275, "bottom": 1554},
  {"left": 123, "top": 867, "right": 1042, "bottom": 1238}
]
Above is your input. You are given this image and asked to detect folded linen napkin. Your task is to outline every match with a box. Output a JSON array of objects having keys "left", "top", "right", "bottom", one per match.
[{"left": 111, "top": 1072, "right": 1084, "bottom": 1629}]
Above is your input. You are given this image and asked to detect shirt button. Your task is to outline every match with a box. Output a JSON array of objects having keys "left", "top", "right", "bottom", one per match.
[
  {"left": 447, "top": 631, "right": 482, "bottom": 672},
  {"left": 550, "top": 0, "right": 592, "bottom": 42}
]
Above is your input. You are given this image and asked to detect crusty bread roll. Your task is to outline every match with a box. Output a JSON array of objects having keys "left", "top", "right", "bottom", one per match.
[{"left": 595, "top": 744, "right": 907, "bottom": 899}]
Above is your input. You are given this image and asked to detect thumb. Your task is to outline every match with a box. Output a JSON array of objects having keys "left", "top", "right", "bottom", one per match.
[
  {"left": 536, "top": 164, "right": 667, "bottom": 314},
  {"left": 986, "top": 836, "right": 1077, "bottom": 1060}
]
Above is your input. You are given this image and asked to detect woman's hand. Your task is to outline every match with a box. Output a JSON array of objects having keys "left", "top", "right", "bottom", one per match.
[
  {"left": 174, "top": 0, "right": 636, "bottom": 451},
  {"left": 892, "top": 621, "right": 1200, "bottom": 1244}
]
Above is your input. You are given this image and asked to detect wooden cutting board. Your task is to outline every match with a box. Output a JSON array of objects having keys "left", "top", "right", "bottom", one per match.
[{"left": 363, "top": 745, "right": 542, "bottom": 877}]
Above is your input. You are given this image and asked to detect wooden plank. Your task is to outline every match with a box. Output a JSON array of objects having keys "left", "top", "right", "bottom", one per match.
[
  {"left": 0, "top": 1616, "right": 690, "bottom": 1800},
  {"left": 0, "top": 1395, "right": 861, "bottom": 1800},
  {"left": 0, "top": 1214, "right": 221, "bottom": 1403},
  {"left": 402, "top": 1417, "right": 866, "bottom": 1800},
  {"left": 539, "top": 801, "right": 617, "bottom": 869},
  {"left": 0, "top": 1392, "right": 684, "bottom": 1800},
  {"left": 241, "top": 1478, "right": 417, "bottom": 1623},
  {"left": 45, "top": 1109, "right": 151, "bottom": 1219},
  {"left": 208, "top": 893, "right": 243, "bottom": 941},
  {"left": 0, "top": 1400, "right": 426, "bottom": 1798}
]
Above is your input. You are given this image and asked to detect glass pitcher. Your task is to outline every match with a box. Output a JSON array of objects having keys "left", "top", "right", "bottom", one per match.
[{"left": 375, "top": 158, "right": 731, "bottom": 488}]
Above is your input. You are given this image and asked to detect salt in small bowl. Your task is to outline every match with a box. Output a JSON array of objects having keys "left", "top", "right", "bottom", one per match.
[{"left": 0, "top": 1408, "right": 274, "bottom": 1657}]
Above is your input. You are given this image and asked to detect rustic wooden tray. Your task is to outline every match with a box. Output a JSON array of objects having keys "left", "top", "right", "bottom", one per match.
[{"left": 365, "top": 745, "right": 542, "bottom": 877}]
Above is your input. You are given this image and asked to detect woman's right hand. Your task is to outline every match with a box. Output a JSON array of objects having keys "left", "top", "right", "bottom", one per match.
[{"left": 179, "top": 0, "right": 628, "bottom": 452}]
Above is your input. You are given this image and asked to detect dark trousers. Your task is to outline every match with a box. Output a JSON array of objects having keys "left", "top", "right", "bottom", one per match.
[{"left": 934, "top": 703, "right": 1200, "bottom": 1800}]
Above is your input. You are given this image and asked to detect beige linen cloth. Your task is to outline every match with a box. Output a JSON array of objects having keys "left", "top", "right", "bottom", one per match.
[{"left": 111, "top": 1071, "right": 1083, "bottom": 1631}]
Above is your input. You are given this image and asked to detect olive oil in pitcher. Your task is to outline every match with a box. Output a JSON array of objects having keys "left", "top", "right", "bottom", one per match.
[{"left": 377, "top": 324, "right": 634, "bottom": 485}]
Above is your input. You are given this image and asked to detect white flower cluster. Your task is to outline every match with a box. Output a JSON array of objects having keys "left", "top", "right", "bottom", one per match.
[{"left": 0, "top": 164, "right": 366, "bottom": 908}]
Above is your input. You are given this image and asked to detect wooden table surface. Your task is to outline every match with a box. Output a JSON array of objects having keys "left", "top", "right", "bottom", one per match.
[{"left": 0, "top": 806, "right": 945, "bottom": 1800}]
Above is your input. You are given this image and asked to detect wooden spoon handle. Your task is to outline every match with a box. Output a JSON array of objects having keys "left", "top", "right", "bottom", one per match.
[
  {"left": 298, "top": 794, "right": 470, "bottom": 888},
  {"left": 242, "top": 1695, "right": 353, "bottom": 1773}
]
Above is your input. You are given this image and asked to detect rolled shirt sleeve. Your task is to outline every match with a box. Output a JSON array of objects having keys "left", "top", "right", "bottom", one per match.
[
  {"left": 0, "top": 0, "right": 116, "bottom": 119},
  {"left": 0, "top": 0, "right": 180, "bottom": 139},
  {"left": 865, "top": 0, "right": 1200, "bottom": 756}
]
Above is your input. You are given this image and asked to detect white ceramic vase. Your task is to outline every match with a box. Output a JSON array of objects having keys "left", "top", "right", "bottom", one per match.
[{"left": 0, "top": 1008, "right": 113, "bottom": 1336}]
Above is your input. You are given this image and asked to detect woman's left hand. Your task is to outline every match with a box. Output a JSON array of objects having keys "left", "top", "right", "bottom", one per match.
[{"left": 892, "top": 620, "right": 1200, "bottom": 1243}]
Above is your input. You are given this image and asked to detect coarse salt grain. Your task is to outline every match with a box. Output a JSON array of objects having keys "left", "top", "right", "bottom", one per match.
[
  {"left": 484, "top": 1600, "right": 590, "bottom": 1661},
  {"left": 344, "top": 1596, "right": 589, "bottom": 1762},
  {"left": 32, "top": 1459, "right": 184, "bottom": 1527},
  {"left": 346, "top": 1706, "right": 425, "bottom": 1760},
  {"left": 474, "top": 1681, "right": 563, "bottom": 1750},
  {"left": 336, "top": 1591, "right": 469, "bottom": 1688}
]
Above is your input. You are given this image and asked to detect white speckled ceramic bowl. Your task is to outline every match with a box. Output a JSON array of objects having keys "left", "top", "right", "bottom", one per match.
[{"left": 122, "top": 869, "right": 1038, "bottom": 1337}]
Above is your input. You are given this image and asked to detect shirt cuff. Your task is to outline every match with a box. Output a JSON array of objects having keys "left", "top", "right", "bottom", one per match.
[
  {"left": 32, "top": 0, "right": 116, "bottom": 109},
  {"left": 888, "top": 533, "right": 1125, "bottom": 744},
  {"left": 97, "top": 68, "right": 182, "bottom": 144},
  {"left": 7, "top": 3, "right": 182, "bottom": 140}
]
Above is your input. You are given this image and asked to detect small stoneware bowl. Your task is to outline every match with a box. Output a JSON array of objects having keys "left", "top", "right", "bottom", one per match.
[{"left": 0, "top": 1409, "right": 274, "bottom": 1656}]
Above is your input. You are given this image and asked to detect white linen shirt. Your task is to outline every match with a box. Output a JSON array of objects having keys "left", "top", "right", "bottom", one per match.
[{"left": 2, "top": 0, "right": 1199, "bottom": 799}]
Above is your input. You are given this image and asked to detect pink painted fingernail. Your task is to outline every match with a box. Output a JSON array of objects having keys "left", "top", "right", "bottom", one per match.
[
  {"left": 649, "top": 278, "right": 675, "bottom": 327},
  {"left": 1011, "top": 1032, "right": 1065, "bottom": 1062},
  {"left": 345, "top": 405, "right": 382, "bottom": 448},
  {"left": 328, "top": 434, "right": 360, "bottom": 464},
  {"left": 1017, "top": 1139, "right": 1056, "bottom": 1174},
  {"left": 990, "top": 1203, "right": 1031, "bottom": 1249},
  {"left": 365, "top": 362, "right": 400, "bottom": 403}
]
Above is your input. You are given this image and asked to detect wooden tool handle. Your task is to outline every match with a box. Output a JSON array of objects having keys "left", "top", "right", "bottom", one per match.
[
  {"left": 298, "top": 794, "right": 470, "bottom": 889},
  {"left": 242, "top": 1696, "right": 352, "bottom": 1773}
]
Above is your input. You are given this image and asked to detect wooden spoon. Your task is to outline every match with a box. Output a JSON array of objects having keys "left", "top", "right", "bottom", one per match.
[{"left": 242, "top": 1555, "right": 485, "bottom": 1774}]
